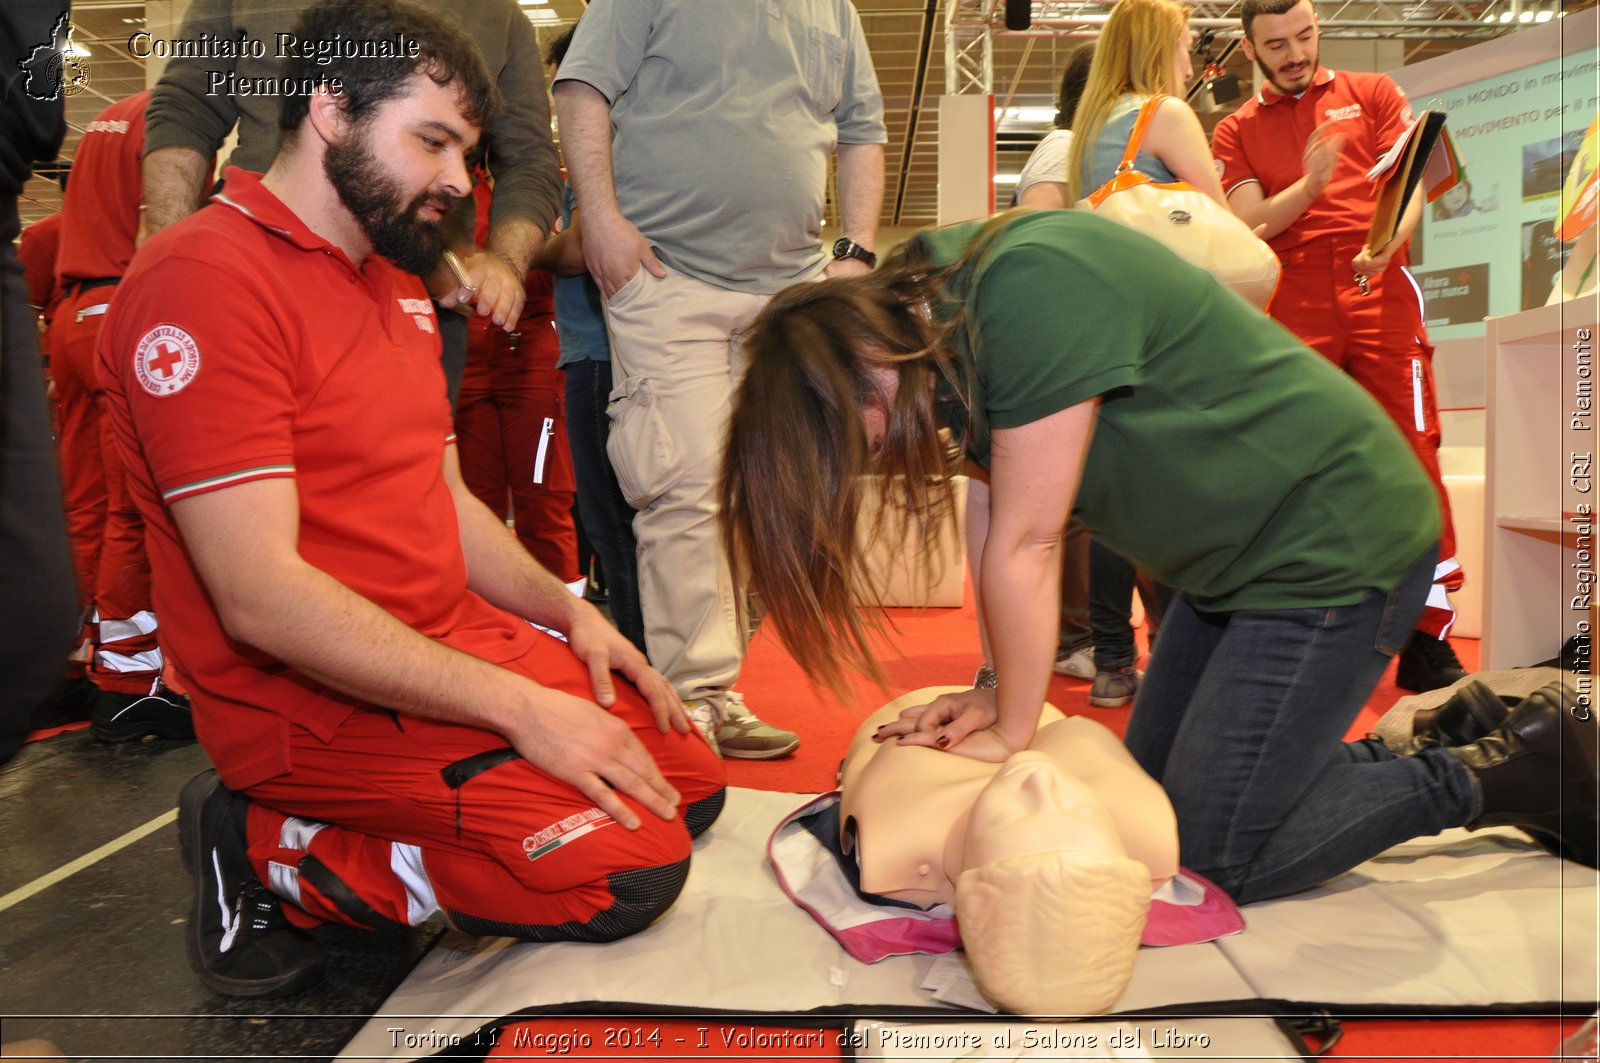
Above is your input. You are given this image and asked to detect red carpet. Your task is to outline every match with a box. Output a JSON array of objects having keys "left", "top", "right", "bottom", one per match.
[{"left": 482, "top": 589, "right": 1589, "bottom": 1060}]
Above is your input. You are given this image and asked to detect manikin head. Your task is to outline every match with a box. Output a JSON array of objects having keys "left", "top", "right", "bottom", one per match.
[
  {"left": 1241, "top": 0, "right": 1322, "bottom": 96},
  {"left": 838, "top": 692, "right": 1179, "bottom": 906},
  {"left": 836, "top": 692, "right": 1178, "bottom": 1015},
  {"left": 955, "top": 753, "right": 1153, "bottom": 1015},
  {"left": 274, "top": 0, "right": 498, "bottom": 273}
]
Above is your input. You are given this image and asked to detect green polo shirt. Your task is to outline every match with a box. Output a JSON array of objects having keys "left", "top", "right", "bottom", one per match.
[{"left": 909, "top": 212, "right": 1438, "bottom": 613}]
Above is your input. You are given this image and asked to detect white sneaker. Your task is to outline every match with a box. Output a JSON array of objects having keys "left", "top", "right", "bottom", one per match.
[
  {"left": 1052, "top": 645, "right": 1095, "bottom": 680},
  {"left": 685, "top": 700, "right": 720, "bottom": 757},
  {"left": 714, "top": 692, "right": 799, "bottom": 760}
]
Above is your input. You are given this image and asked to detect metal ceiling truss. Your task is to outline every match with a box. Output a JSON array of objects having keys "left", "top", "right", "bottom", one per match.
[
  {"left": 947, "top": 0, "right": 1526, "bottom": 91},
  {"left": 945, "top": 0, "right": 998, "bottom": 94}
]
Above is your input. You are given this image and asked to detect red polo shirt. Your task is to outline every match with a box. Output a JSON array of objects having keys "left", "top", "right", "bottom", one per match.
[
  {"left": 18, "top": 212, "right": 62, "bottom": 323},
  {"left": 1212, "top": 69, "right": 1415, "bottom": 253},
  {"left": 55, "top": 91, "right": 150, "bottom": 284},
  {"left": 99, "top": 168, "right": 540, "bottom": 788}
]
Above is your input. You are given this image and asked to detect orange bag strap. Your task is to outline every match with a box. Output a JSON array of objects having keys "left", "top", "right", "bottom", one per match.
[{"left": 1114, "top": 94, "right": 1169, "bottom": 175}]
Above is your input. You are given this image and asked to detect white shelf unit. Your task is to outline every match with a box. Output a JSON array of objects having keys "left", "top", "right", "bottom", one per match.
[{"left": 1482, "top": 295, "right": 1600, "bottom": 670}]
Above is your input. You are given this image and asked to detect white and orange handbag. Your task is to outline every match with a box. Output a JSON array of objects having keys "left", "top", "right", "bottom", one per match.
[{"left": 1077, "top": 94, "right": 1280, "bottom": 309}]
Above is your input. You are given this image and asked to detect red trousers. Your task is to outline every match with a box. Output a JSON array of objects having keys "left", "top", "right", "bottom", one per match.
[
  {"left": 1271, "top": 239, "right": 1462, "bottom": 637},
  {"left": 239, "top": 632, "right": 725, "bottom": 937},
  {"left": 50, "top": 284, "right": 162, "bottom": 692},
  {"left": 456, "top": 314, "right": 580, "bottom": 583}
]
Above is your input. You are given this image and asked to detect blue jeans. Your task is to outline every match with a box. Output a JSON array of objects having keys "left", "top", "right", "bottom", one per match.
[
  {"left": 563, "top": 359, "right": 646, "bottom": 653},
  {"left": 1057, "top": 520, "right": 1092, "bottom": 654},
  {"left": 1090, "top": 537, "right": 1173, "bottom": 670},
  {"left": 1122, "top": 546, "right": 1476, "bottom": 904}
]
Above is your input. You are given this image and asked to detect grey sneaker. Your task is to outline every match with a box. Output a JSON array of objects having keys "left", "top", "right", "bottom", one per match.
[
  {"left": 1088, "top": 667, "right": 1140, "bottom": 708},
  {"left": 685, "top": 700, "right": 720, "bottom": 757},
  {"left": 1052, "top": 645, "right": 1095, "bottom": 680},
  {"left": 715, "top": 693, "right": 799, "bottom": 760}
]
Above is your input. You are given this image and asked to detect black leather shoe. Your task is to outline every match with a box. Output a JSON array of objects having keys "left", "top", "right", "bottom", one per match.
[
  {"left": 92, "top": 681, "right": 196, "bottom": 743},
  {"left": 1395, "top": 632, "right": 1468, "bottom": 693},
  {"left": 1385, "top": 679, "right": 1513, "bottom": 756},
  {"left": 1448, "top": 682, "right": 1598, "bottom": 868},
  {"left": 180, "top": 771, "right": 325, "bottom": 997}
]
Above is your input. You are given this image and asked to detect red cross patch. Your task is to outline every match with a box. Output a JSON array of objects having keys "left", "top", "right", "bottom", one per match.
[{"left": 133, "top": 325, "right": 201, "bottom": 397}]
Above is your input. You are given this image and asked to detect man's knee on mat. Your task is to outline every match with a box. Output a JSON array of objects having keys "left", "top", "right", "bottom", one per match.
[
  {"left": 448, "top": 858, "right": 693, "bottom": 943},
  {"left": 685, "top": 786, "right": 726, "bottom": 839}
]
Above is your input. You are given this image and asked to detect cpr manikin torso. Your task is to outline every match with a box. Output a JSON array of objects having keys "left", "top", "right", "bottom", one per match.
[{"left": 838, "top": 687, "right": 1180, "bottom": 1015}]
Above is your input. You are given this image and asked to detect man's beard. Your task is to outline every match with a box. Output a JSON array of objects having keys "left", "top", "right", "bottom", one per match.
[
  {"left": 1257, "top": 52, "right": 1318, "bottom": 96},
  {"left": 324, "top": 127, "right": 449, "bottom": 276}
]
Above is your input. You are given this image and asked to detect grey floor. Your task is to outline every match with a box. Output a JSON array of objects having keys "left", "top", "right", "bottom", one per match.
[{"left": 0, "top": 728, "right": 443, "bottom": 1062}]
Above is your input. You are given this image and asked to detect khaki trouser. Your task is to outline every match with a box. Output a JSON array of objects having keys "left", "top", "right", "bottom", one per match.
[{"left": 602, "top": 266, "right": 770, "bottom": 708}]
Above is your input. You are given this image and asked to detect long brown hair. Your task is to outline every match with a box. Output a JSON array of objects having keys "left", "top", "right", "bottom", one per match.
[
  {"left": 721, "top": 216, "right": 1021, "bottom": 697},
  {"left": 721, "top": 267, "right": 958, "bottom": 697}
]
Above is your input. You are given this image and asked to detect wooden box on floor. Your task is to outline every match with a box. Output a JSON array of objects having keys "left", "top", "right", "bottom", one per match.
[{"left": 856, "top": 475, "right": 969, "bottom": 607}]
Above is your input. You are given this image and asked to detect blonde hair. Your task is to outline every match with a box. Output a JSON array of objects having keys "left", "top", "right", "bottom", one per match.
[{"left": 1066, "top": 0, "right": 1193, "bottom": 202}]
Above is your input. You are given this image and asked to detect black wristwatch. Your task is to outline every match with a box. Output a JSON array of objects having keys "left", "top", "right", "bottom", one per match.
[{"left": 831, "top": 237, "right": 877, "bottom": 269}]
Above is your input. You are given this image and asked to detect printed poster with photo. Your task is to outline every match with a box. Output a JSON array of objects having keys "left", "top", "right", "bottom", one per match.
[{"left": 1397, "top": 38, "right": 1599, "bottom": 338}]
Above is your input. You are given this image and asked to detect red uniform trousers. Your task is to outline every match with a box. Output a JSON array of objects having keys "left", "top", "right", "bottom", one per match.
[
  {"left": 456, "top": 314, "right": 581, "bottom": 584},
  {"left": 1271, "top": 237, "right": 1463, "bottom": 637},
  {"left": 239, "top": 631, "right": 725, "bottom": 938},
  {"left": 50, "top": 282, "right": 163, "bottom": 693}
]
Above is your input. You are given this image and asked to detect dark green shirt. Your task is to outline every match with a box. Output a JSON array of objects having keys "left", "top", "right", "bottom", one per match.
[{"left": 910, "top": 211, "right": 1438, "bottom": 612}]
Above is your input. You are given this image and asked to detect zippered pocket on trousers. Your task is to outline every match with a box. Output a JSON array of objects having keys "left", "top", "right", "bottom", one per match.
[{"left": 440, "top": 747, "right": 521, "bottom": 837}]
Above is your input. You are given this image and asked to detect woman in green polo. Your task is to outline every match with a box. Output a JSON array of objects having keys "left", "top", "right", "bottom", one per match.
[{"left": 719, "top": 210, "right": 1590, "bottom": 902}]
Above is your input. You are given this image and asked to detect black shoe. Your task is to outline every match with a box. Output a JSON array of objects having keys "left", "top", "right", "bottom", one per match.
[
  {"left": 1448, "top": 682, "right": 1599, "bottom": 868},
  {"left": 91, "top": 682, "right": 196, "bottom": 743},
  {"left": 1394, "top": 633, "right": 1468, "bottom": 693},
  {"left": 1385, "top": 679, "right": 1513, "bottom": 756},
  {"left": 179, "top": 770, "right": 325, "bottom": 998}
]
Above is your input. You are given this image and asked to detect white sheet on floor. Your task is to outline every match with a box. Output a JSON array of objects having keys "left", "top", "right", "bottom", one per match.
[
  {"left": 338, "top": 789, "right": 1596, "bottom": 1061},
  {"left": 1216, "top": 826, "right": 1598, "bottom": 1007}
]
